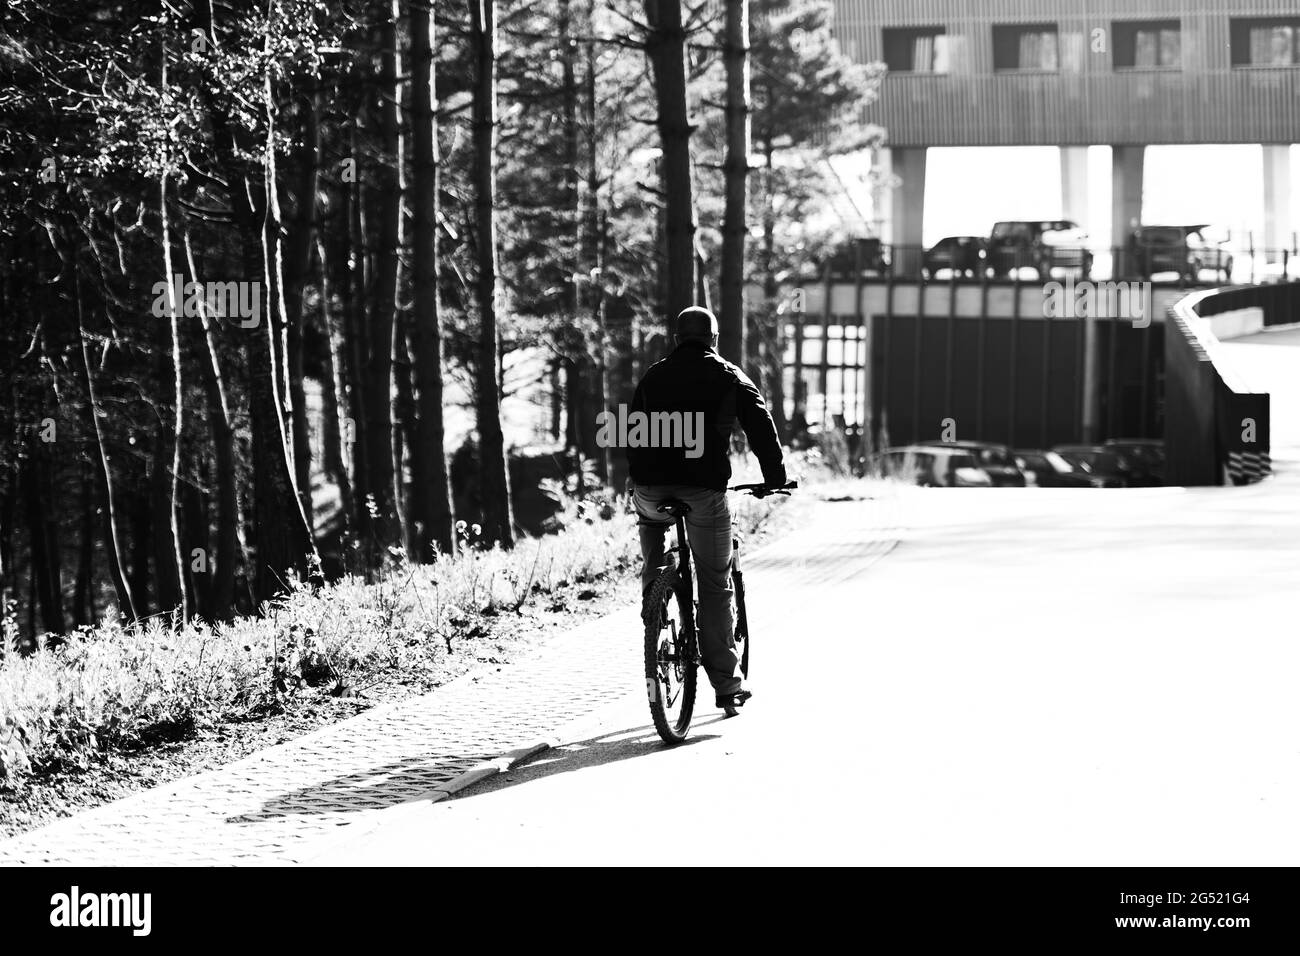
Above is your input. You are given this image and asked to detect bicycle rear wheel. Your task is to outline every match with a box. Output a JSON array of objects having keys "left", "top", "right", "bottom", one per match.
[{"left": 643, "top": 568, "right": 698, "bottom": 744}]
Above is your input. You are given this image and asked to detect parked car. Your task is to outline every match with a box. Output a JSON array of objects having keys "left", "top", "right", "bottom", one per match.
[
  {"left": 875, "top": 445, "right": 992, "bottom": 487},
  {"left": 1103, "top": 438, "right": 1166, "bottom": 486},
  {"left": 1013, "top": 449, "right": 1121, "bottom": 488},
  {"left": 915, "top": 440, "right": 1026, "bottom": 486},
  {"left": 988, "top": 219, "right": 1093, "bottom": 279},
  {"left": 922, "top": 236, "right": 988, "bottom": 279},
  {"left": 1051, "top": 444, "right": 1140, "bottom": 487},
  {"left": 1127, "top": 225, "right": 1233, "bottom": 283},
  {"left": 819, "top": 237, "right": 890, "bottom": 278}
]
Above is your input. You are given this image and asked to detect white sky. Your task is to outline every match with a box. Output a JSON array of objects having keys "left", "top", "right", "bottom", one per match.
[{"left": 921, "top": 144, "right": 1298, "bottom": 250}]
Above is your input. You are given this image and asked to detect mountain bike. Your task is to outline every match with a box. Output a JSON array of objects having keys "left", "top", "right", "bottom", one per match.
[{"left": 642, "top": 480, "right": 797, "bottom": 744}]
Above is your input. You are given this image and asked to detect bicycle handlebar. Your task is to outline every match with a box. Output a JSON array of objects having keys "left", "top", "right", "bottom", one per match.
[{"left": 729, "top": 480, "right": 798, "bottom": 498}]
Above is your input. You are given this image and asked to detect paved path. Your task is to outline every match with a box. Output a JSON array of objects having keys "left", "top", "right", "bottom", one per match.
[
  {"left": 0, "top": 495, "right": 899, "bottom": 865},
  {"left": 0, "top": 615, "right": 622, "bottom": 864}
]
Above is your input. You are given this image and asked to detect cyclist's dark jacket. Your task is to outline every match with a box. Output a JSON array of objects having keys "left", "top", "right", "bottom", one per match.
[{"left": 627, "top": 340, "right": 786, "bottom": 492}]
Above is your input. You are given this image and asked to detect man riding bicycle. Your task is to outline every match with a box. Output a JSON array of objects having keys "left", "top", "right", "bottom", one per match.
[{"left": 628, "top": 306, "right": 787, "bottom": 712}]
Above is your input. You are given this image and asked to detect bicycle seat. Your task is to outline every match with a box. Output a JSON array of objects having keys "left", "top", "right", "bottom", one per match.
[{"left": 656, "top": 499, "right": 691, "bottom": 517}]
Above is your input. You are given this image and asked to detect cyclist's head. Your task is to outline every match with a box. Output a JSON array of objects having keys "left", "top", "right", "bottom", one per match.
[{"left": 675, "top": 306, "right": 719, "bottom": 348}]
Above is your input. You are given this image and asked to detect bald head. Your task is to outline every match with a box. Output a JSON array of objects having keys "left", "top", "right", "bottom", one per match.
[{"left": 675, "top": 306, "right": 719, "bottom": 347}]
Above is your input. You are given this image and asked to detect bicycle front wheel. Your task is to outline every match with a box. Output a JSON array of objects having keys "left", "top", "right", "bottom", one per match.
[{"left": 643, "top": 568, "right": 698, "bottom": 744}]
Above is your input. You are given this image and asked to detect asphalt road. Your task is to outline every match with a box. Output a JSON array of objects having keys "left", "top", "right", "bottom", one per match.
[{"left": 314, "top": 463, "right": 1300, "bottom": 865}]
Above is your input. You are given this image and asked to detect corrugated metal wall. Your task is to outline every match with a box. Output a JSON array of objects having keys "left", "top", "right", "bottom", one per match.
[
  {"left": 783, "top": 279, "right": 1167, "bottom": 449},
  {"left": 831, "top": 0, "right": 1300, "bottom": 145}
]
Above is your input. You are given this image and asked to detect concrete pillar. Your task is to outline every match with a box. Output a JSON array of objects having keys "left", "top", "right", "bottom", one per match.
[
  {"left": 1111, "top": 146, "right": 1145, "bottom": 276},
  {"left": 1263, "top": 144, "right": 1293, "bottom": 264},
  {"left": 1060, "top": 146, "right": 1089, "bottom": 229},
  {"left": 1080, "top": 313, "right": 1098, "bottom": 443},
  {"left": 886, "top": 147, "right": 926, "bottom": 276}
]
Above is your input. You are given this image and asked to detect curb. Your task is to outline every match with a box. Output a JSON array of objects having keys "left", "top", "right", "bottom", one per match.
[
  {"left": 433, "top": 741, "right": 552, "bottom": 797},
  {"left": 292, "top": 739, "right": 555, "bottom": 864}
]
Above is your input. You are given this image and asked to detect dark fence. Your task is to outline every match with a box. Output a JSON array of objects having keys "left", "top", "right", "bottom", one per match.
[
  {"left": 781, "top": 274, "right": 1167, "bottom": 454},
  {"left": 1163, "top": 283, "right": 1298, "bottom": 485}
]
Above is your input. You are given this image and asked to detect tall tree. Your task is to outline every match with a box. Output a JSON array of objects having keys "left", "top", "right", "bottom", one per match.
[
  {"left": 470, "top": 0, "right": 514, "bottom": 548},
  {"left": 719, "top": 0, "right": 751, "bottom": 368},
  {"left": 75, "top": 272, "right": 137, "bottom": 622},
  {"left": 284, "top": 91, "right": 321, "bottom": 526},
  {"left": 584, "top": 36, "right": 612, "bottom": 485},
  {"left": 184, "top": 234, "right": 238, "bottom": 621},
  {"left": 152, "top": 33, "right": 187, "bottom": 620},
  {"left": 408, "top": 0, "right": 455, "bottom": 559},
  {"left": 366, "top": 7, "right": 405, "bottom": 556},
  {"left": 197, "top": 1, "right": 321, "bottom": 603},
  {"left": 644, "top": 0, "right": 696, "bottom": 327}
]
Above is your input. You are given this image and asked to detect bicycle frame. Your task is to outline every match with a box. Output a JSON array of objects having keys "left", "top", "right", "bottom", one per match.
[
  {"left": 732, "top": 535, "right": 749, "bottom": 678},
  {"left": 667, "top": 511, "right": 696, "bottom": 629}
]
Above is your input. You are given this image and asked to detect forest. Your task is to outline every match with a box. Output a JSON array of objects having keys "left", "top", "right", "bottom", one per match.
[{"left": 0, "top": 0, "right": 884, "bottom": 644}]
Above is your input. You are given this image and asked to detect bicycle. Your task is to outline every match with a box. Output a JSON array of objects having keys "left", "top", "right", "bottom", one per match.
[{"left": 642, "top": 480, "right": 798, "bottom": 744}]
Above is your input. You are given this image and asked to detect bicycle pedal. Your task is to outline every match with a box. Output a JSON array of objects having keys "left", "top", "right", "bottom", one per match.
[{"left": 716, "top": 690, "right": 752, "bottom": 710}]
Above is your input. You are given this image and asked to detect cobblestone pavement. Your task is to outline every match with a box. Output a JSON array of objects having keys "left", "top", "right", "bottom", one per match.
[{"left": 0, "top": 493, "right": 900, "bottom": 866}]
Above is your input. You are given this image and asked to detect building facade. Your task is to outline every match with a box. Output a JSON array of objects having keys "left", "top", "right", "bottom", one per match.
[
  {"left": 831, "top": 0, "right": 1298, "bottom": 256},
  {"left": 834, "top": 0, "right": 1300, "bottom": 147}
]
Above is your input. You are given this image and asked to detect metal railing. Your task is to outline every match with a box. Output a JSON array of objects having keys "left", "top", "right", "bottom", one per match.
[{"left": 812, "top": 241, "right": 1299, "bottom": 288}]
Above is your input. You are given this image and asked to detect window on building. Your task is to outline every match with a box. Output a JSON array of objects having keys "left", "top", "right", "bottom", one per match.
[
  {"left": 993, "top": 24, "right": 1059, "bottom": 72},
  {"left": 882, "top": 26, "right": 949, "bottom": 74},
  {"left": 1113, "top": 20, "right": 1181, "bottom": 69},
  {"left": 1231, "top": 17, "right": 1300, "bottom": 66}
]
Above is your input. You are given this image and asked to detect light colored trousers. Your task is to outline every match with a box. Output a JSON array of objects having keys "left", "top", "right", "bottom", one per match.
[{"left": 632, "top": 484, "right": 741, "bottom": 696}]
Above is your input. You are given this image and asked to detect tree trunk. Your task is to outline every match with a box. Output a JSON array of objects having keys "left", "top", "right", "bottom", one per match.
[
  {"left": 257, "top": 75, "right": 321, "bottom": 597},
  {"left": 470, "top": 0, "right": 514, "bottom": 548},
  {"left": 365, "top": 10, "right": 404, "bottom": 557},
  {"left": 185, "top": 233, "right": 238, "bottom": 621},
  {"left": 548, "top": 359, "right": 562, "bottom": 441},
  {"left": 72, "top": 466, "right": 95, "bottom": 627},
  {"left": 284, "top": 91, "right": 320, "bottom": 527},
  {"left": 559, "top": 0, "right": 589, "bottom": 487},
  {"left": 75, "top": 276, "right": 136, "bottom": 621},
  {"left": 153, "top": 191, "right": 187, "bottom": 619},
  {"left": 584, "top": 42, "right": 611, "bottom": 484},
  {"left": 408, "top": 0, "right": 455, "bottom": 559},
  {"left": 22, "top": 443, "right": 63, "bottom": 636},
  {"left": 761, "top": 138, "right": 788, "bottom": 441},
  {"left": 393, "top": 316, "right": 417, "bottom": 556},
  {"left": 181, "top": 463, "right": 209, "bottom": 618},
  {"left": 344, "top": 126, "right": 371, "bottom": 550},
  {"left": 153, "top": 46, "right": 187, "bottom": 621},
  {"left": 391, "top": 0, "right": 413, "bottom": 554},
  {"left": 127, "top": 476, "right": 152, "bottom": 618},
  {"left": 719, "top": 0, "right": 750, "bottom": 367},
  {"left": 607, "top": 299, "right": 635, "bottom": 491},
  {"left": 317, "top": 231, "right": 355, "bottom": 528},
  {"left": 644, "top": 0, "right": 696, "bottom": 326},
  {"left": 0, "top": 484, "right": 13, "bottom": 646}
]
